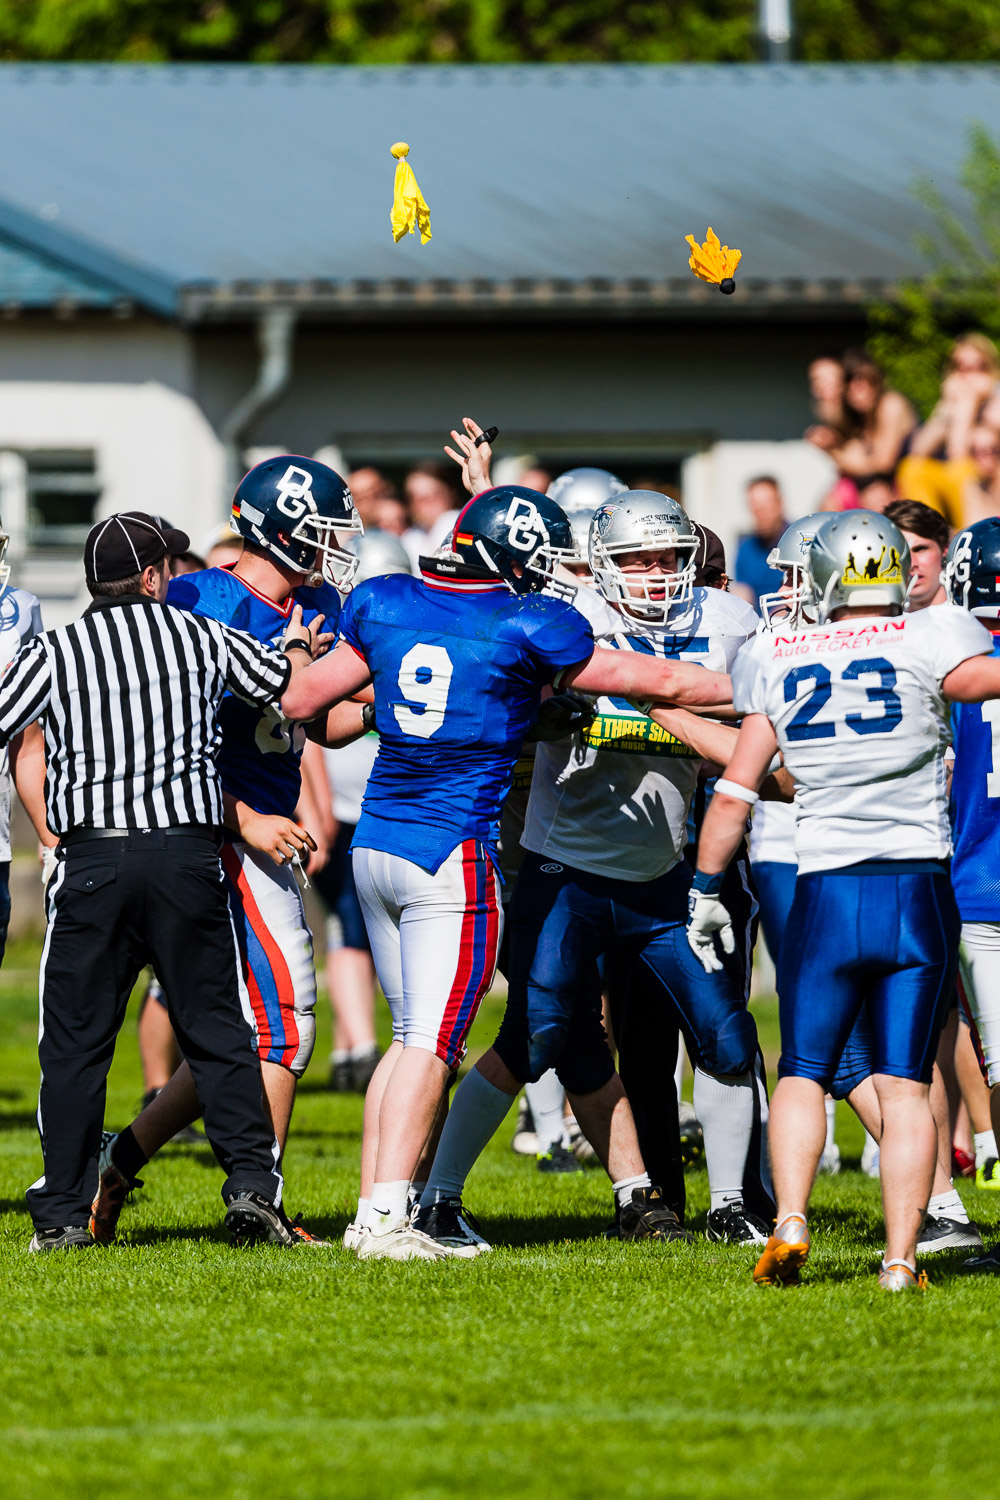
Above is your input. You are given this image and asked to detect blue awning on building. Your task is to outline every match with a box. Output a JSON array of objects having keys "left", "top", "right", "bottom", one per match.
[{"left": 0, "top": 63, "right": 996, "bottom": 319}]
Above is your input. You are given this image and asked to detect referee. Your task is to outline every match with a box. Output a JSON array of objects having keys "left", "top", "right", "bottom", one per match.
[{"left": 0, "top": 512, "right": 326, "bottom": 1251}]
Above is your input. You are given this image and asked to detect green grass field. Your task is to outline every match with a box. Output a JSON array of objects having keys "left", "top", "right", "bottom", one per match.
[{"left": 1, "top": 938, "right": 998, "bottom": 1500}]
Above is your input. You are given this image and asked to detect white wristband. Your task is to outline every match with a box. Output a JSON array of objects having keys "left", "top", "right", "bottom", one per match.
[{"left": 715, "top": 777, "right": 760, "bottom": 807}]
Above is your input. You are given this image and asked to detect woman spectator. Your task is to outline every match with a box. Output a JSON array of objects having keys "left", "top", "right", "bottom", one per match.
[
  {"left": 897, "top": 333, "right": 1000, "bottom": 526},
  {"left": 962, "top": 425, "right": 1000, "bottom": 525},
  {"left": 807, "top": 348, "right": 916, "bottom": 510}
]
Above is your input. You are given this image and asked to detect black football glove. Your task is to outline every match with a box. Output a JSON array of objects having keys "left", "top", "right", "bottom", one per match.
[{"left": 527, "top": 692, "right": 595, "bottom": 743}]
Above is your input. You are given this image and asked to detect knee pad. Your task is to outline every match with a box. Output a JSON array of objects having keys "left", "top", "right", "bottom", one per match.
[
  {"left": 288, "top": 1008, "right": 316, "bottom": 1078},
  {"left": 526, "top": 1021, "right": 571, "bottom": 1084},
  {"left": 701, "top": 1007, "right": 758, "bottom": 1078}
]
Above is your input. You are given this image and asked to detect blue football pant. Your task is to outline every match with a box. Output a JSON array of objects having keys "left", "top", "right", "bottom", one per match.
[{"left": 777, "top": 867, "right": 960, "bottom": 1089}]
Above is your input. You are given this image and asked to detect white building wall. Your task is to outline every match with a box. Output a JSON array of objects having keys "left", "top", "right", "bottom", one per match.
[{"left": 0, "top": 381, "right": 224, "bottom": 625}]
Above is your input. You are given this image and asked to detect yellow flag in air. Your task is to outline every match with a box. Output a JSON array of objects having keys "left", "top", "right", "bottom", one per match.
[
  {"left": 390, "top": 142, "right": 432, "bottom": 245},
  {"left": 685, "top": 227, "right": 741, "bottom": 294}
]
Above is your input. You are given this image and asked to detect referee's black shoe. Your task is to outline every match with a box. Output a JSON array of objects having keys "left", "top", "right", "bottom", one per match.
[
  {"left": 29, "top": 1225, "right": 93, "bottom": 1252},
  {"left": 224, "top": 1191, "right": 331, "bottom": 1248},
  {"left": 604, "top": 1186, "right": 694, "bottom": 1243}
]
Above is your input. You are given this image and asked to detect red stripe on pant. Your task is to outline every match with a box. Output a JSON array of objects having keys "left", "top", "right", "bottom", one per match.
[
  {"left": 435, "top": 840, "right": 500, "bottom": 1067},
  {"left": 221, "top": 844, "right": 300, "bottom": 1068}
]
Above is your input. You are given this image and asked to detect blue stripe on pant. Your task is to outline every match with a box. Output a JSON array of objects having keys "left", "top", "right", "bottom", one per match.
[{"left": 777, "top": 865, "right": 960, "bottom": 1089}]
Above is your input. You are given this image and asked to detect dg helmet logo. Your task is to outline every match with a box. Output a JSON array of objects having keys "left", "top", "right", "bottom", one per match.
[{"left": 275, "top": 465, "right": 315, "bottom": 520}]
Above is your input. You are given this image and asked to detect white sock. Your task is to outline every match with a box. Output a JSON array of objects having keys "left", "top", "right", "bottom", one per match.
[
  {"left": 613, "top": 1172, "right": 651, "bottom": 1210},
  {"left": 694, "top": 1066, "right": 755, "bottom": 1212},
  {"left": 975, "top": 1130, "right": 998, "bottom": 1168},
  {"left": 422, "top": 1067, "right": 515, "bottom": 1203},
  {"left": 356, "top": 1195, "right": 370, "bottom": 1228},
  {"left": 673, "top": 1047, "right": 685, "bottom": 1103},
  {"left": 525, "top": 1070, "right": 567, "bottom": 1154},
  {"left": 350, "top": 1041, "right": 378, "bottom": 1061},
  {"left": 332, "top": 1048, "right": 349, "bottom": 1065},
  {"left": 928, "top": 1187, "right": 969, "bottom": 1224},
  {"left": 367, "top": 1180, "right": 409, "bottom": 1235},
  {"left": 824, "top": 1096, "right": 837, "bottom": 1154}
]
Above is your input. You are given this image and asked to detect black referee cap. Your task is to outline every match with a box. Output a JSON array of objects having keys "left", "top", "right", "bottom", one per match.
[{"left": 84, "top": 512, "right": 190, "bottom": 585}]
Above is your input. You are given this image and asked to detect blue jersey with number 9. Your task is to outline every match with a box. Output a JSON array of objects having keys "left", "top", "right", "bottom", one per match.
[
  {"left": 167, "top": 565, "right": 340, "bottom": 816},
  {"left": 339, "top": 573, "right": 594, "bottom": 874},
  {"left": 951, "top": 632, "right": 1000, "bottom": 920}
]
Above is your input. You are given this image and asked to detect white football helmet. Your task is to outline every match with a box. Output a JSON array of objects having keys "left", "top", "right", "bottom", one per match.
[
  {"left": 758, "top": 512, "right": 828, "bottom": 629},
  {"left": 589, "top": 491, "right": 698, "bottom": 624}
]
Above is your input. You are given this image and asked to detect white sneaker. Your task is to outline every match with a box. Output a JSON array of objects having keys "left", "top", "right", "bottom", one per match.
[
  {"left": 355, "top": 1222, "right": 450, "bottom": 1261},
  {"left": 511, "top": 1095, "right": 537, "bottom": 1157},
  {"left": 862, "top": 1137, "right": 880, "bottom": 1178},
  {"left": 343, "top": 1220, "right": 368, "bottom": 1253},
  {"left": 819, "top": 1143, "right": 842, "bottom": 1175}
]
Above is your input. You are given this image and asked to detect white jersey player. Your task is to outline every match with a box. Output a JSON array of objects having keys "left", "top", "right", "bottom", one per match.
[
  {"left": 0, "top": 541, "right": 46, "bottom": 961},
  {"left": 688, "top": 509, "right": 1000, "bottom": 1291}
]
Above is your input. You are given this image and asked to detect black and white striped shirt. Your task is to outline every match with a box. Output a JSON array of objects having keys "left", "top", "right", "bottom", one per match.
[{"left": 0, "top": 594, "right": 291, "bottom": 834}]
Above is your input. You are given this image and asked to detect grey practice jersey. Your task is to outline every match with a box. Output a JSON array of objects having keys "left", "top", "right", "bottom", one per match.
[
  {"left": 0, "top": 586, "right": 43, "bottom": 860},
  {"left": 522, "top": 587, "right": 758, "bottom": 882},
  {"left": 731, "top": 604, "right": 992, "bottom": 874}
]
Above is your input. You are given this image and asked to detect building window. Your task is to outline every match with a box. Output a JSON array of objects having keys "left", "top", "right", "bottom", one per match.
[{"left": 24, "top": 451, "right": 100, "bottom": 554}]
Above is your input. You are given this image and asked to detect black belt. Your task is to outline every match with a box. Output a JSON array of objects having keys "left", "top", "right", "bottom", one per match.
[{"left": 62, "top": 825, "right": 220, "bottom": 846}]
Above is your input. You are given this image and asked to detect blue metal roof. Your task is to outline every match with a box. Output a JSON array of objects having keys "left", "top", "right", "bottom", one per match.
[
  {"left": 0, "top": 233, "right": 124, "bottom": 308},
  {"left": 0, "top": 63, "right": 996, "bottom": 318}
]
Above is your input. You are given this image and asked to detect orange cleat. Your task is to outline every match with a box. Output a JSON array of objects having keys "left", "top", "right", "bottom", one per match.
[
  {"left": 878, "top": 1260, "right": 928, "bottom": 1291},
  {"left": 752, "top": 1214, "right": 811, "bottom": 1287}
]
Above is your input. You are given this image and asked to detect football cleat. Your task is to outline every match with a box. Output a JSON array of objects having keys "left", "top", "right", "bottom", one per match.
[
  {"left": 878, "top": 1260, "right": 928, "bottom": 1292},
  {"left": 536, "top": 1142, "right": 582, "bottom": 1174},
  {"left": 29, "top": 1225, "right": 93, "bottom": 1253},
  {"left": 355, "top": 1223, "right": 451, "bottom": 1262},
  {"left": 343, "top": 1220, "right": 367, "bottom": 1253},
  {"left": 678, "top": 1100, "right": 704, "bottom": 1170},
  {"left": 959, "top": 1243, "right": 1000, "bottom": 1275},
  {"left": 511, "top": 1095, "right": 537, "bottom": 1157},
  {"left": 917, "top": 1214, "right": 983, "bottom": 1255},
  {"left": 351, "top": 1047, "right": 380, "bottom": 1093},
  {"left": 411, "top": 1197, "right": 491, "bottom": 1257},
  {"left": 89, "top": 1131, "right": 142, "bottom": 1244},
  {"left": 223, "top": 1191, "right": 309, "bottom": 1248},
  {"left": 283, "top": 1213, "right": 332, "bottom": 1247},
  {"left": 606, "top": 1186, "right": 694, "bottom": 1243},
  {"left": 818, "top": 1144, "right": 842, "bottom": 1176},
  {"left": 953, "top": 1147, "right": 976, "bottom": 1179},
  {"left": 861, "top": 1136, "right": 880, "bottom": 1179},
  {"left": 327, "top": 1057, "right": 353, "bottom": 1093},
  {"left": 565, "top": 1114, "right": 597, "bottom": 1164},
  {"left": 706, "top": 1202, "right": 770, "bottom": 1245},
  {"left": 975, "top": 1156, "right": 1000, "bottom": 1190},
  {"left": 753, "top": 1214, "right": 810, "bottom": 1286}
]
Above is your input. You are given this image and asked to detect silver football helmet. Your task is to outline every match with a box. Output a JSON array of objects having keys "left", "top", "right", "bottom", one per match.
[
  {"left": 547, "top": 467, "right": 628, "bottom": 515},
  {"left": 759, "top": 512, "right": 828, "bottom": 629},
  {"left": 806, "top": 510, "right": 910, "bottom": 623},
  {"left": 589, "top": 491, "right": 698, "bottom": 623},
  {"left": 346, "top": 528, "right": 413, "bottom": 584},
  {"left": 0, "top": 518, "right": 9, "bottom": 589}
]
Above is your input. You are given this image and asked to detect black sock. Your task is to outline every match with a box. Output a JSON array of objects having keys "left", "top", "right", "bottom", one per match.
[{"left": 112, "top": 1125, "right": 149, "bottom": 1181}]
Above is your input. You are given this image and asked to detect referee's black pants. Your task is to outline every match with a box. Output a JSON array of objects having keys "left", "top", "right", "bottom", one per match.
[{"left": 26, "top": 828, "right": 282, "bottom": 1229}]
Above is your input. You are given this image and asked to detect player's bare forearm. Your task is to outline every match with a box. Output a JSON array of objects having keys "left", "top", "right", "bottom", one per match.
[
  {"left": 282, "top": 641, "right": 373, "bottom": 721},
  {"left": 305, "top": 701, "right": 370, "bottom": 748},
  {"left": 696, "top": 713, "right": 780, "bottom": 874},
  {"left": 645, "top": 707, "right": 738, "bottom": 765},
  {"left": 562, "top": 650, "right": 731, "bottom": 708},
  {"left": 10, "top": 720, "right": 55, "bottom": 845}
]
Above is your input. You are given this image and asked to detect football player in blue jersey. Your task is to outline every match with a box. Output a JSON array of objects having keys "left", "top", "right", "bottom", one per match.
[
  {"left": 283, "top": 483, "right": 732, "bottom": 1260},
  {"left": 90, "top": 457, "right": 362, "bottom": 1247},
  {"left": 416, "top": 491, "right": 776, "bottom": 1254},
  {"left": 943, "top": 518, "right": 1000, "bottom": 1272},
  {"left": 688, "top": 510, "right": 1000, "bottom": 1290}
]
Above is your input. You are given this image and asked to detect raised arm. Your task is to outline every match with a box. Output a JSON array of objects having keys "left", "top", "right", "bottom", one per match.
[
  {"left": 282, "top": 640, "right": 374, "bottom": 722},
  {"left": 561, "top": 646, "right": 731, "bottom": 709},
  {"left": 942, "top": 653, "right": 1000, "bottom": 703}
]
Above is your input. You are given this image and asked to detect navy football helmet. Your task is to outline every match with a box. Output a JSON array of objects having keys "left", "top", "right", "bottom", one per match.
[
  {"left": 437, "top": 486, "right": 575, "bottom": 595},
  {"left": 230, "top": 456, "right": 363, "bottom": 589},
  {"left": 945, "top": 517, "right": 1000, "bottom": 617}
]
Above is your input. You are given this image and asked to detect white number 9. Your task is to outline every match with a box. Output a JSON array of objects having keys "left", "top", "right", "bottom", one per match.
[{"left": 394, "top": 643, "right": 454, "bottom": 739}]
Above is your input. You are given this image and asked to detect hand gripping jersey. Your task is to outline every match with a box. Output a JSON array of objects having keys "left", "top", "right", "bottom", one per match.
[
  {"left": 0, "top": 585, "right": 42, "bottom": 860},
  {"left": 950, "top": 629, "right": 1000, "bottom": 921},
  {"left": 167, "top": 566, "right": 341, "bottom": 817},
  {"left": 338, "top": 572, "right": 594, "bottom": 875},
  {"left": 732, "top": 605, "right": 992, "bottom": 874},
  {"left": 522, "top": 587, "right": 759, "bottom": 882}
]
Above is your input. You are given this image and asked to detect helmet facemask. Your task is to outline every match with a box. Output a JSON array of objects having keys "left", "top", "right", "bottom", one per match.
[
  {"left": 0, "top": 527, "right": 10, "bottom": 590},
  {"left": 290, "top": 509, "right": 364, "bottom": 590},
  {"left": 591, "top": 533, "right": 698, "bottom": 624},
  {"left": 759, "top": 562, "right": 818, "bottom": 630}
]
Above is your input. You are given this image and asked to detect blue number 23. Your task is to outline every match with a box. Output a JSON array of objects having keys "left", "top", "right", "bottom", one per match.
[{"left": 784, "top": 656, "right": 903, "bottom": 742}]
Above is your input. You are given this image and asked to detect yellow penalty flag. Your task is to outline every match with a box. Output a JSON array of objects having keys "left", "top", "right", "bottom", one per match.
[
  {"left": 685, "top": 227, "right": 741, "bottom": 293},
  {"left": 390, "top": 142, "right": 431, "bottom": 245}
]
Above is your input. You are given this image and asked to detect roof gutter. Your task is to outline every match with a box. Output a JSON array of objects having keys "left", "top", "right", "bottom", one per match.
[{"left": 220, "top": 305, "right": 297, "bottom": 498}]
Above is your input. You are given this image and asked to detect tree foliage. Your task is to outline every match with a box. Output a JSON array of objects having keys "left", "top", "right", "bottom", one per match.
[
  {"left": 0, "top": 0, "right": 998, "bottom": 64},
  {"left": 867, "top": 124, "right": 1000, "bottom": 416}
]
